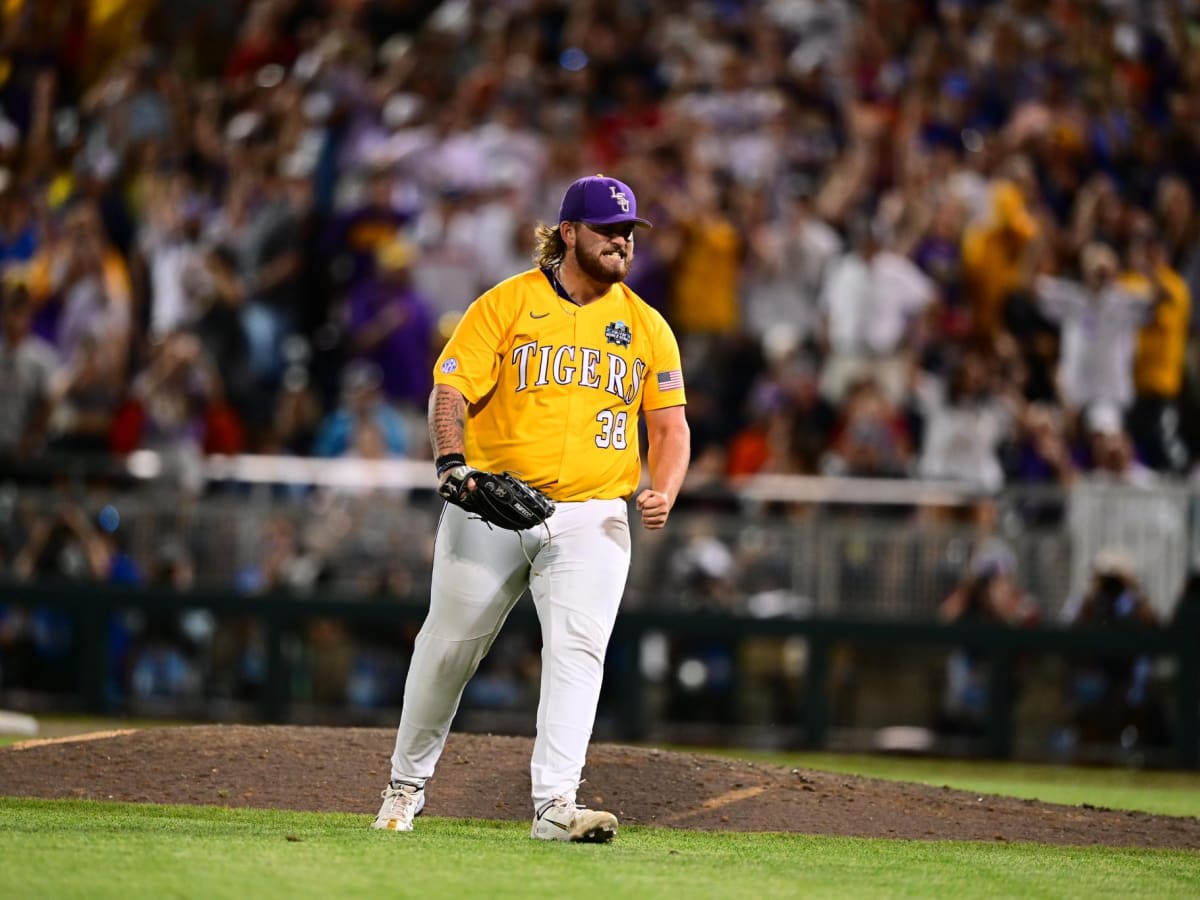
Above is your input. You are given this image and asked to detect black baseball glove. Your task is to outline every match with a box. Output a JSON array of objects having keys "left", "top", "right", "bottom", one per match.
[{"left": 438, "top": 466, "right": 556, "bottom": 531}]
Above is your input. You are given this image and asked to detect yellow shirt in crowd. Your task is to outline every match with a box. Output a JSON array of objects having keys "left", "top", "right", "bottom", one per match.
[
  {"left": 961, "top": 181, "right": 1038, "bottom": 339},
  {"left": 1123, "top": 265, "right": 1191, "bottom": 398},
  {"left": 669, "top": 216, "right": 742, "bottom": 335}
]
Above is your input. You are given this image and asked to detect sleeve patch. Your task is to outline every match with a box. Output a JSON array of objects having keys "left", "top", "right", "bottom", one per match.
[{"left": 656, "top": 369, "right": 683, "bottom": 391}]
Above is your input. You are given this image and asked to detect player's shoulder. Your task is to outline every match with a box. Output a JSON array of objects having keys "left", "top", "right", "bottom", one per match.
[
  {"left": 462, "top": 268, "right": 546, "bottom": 321},
  {"left": 476, "top": 267, "right": 543, "bottom": 304},
  {"left": 499, "top": 267, "right": 546, "bottom": 291}
]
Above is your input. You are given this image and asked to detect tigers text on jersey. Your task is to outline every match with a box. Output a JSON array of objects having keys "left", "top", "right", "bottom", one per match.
[{"left": 434, "top": 267, "right": 686, "bottom": 502}]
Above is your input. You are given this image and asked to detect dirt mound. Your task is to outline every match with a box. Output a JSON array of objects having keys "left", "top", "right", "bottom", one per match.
[{"left": 1, "top": 725, "right": 1197, "bottom": 847}]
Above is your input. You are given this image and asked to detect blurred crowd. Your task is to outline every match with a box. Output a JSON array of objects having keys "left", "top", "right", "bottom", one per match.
[
  {"left": 0, "top": 0, "right": 1199, "bottom": 496},
  {"left": 4, "top": 0, "right": 1200, "bottom": 751}
]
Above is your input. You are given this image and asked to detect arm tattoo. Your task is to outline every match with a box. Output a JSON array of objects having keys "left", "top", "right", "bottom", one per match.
[{"left": 428, "top": 385, "right": 467, "bottom": 458}]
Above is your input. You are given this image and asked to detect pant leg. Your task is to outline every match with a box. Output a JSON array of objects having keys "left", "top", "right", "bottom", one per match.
[
  {"left": 528, "top": 498, "right": 631, "bottom": 809},
  {"left": 389, "top": 504, "right": 530, "bottom": 784}
]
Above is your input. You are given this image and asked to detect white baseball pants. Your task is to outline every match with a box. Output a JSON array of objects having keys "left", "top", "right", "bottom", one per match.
[{"left": 389, "top": 497, "right": 631, "bottom": 811}]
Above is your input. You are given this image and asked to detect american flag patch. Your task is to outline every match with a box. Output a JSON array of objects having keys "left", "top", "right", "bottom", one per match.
[{"left": 657, "top": 369, "right": 683, "bottom": 391}]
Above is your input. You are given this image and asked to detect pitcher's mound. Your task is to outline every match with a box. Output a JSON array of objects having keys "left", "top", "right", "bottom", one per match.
[{"left": 1, "top": 725, "right": 1196, "bottom": 847}]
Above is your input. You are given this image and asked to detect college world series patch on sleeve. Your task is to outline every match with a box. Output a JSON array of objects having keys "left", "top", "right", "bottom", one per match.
[{"left": 657, "top": 369, "right": 683, "bottom": 391}]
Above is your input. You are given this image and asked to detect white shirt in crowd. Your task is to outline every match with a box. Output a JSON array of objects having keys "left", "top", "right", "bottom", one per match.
[
  {"left": 742, "top": 209, "right": 841, "bottom": 349},
  {"left": 138, "top": 229, "right": 209, "bottom": 337},
  {"left": 0, "top": 332, "right": 57, "bottom": 452},
  {"left": 820, "top": 249, "right": 936, "bottom": 355},
  {"left": 1034, "top": 274, "right": 1151, "bottom": 411},
  {"left": 915, "top": 375, "right": 1011, "bottom": 491}
]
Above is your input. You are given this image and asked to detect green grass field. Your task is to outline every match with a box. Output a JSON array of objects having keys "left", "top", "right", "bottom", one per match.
[
  {"left": 1, "top": 797, "right": 1197, "bottom": 900},
  {"left": 3, "top": 723, "right": 1200, "bottom": 897}
]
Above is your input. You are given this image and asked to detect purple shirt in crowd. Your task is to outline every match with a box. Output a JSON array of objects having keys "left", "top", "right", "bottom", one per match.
[{"left": 347, "top": 277, "right": 434, "bottom": 408}]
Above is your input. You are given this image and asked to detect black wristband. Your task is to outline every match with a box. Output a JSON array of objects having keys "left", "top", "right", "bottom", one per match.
[{"left": 435, "top": 453, "right": 466, "bottom": 476}]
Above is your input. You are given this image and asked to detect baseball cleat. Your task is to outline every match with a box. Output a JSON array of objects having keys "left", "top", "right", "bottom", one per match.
[
  {"left": 531, "top": 797, "right": 618, "bottom": 843},
  {"left": 371, "top": 781, "right": 425, "bottom": 832}
]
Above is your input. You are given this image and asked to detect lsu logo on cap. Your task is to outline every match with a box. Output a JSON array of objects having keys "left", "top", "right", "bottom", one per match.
[
  {"left": 609, "top": 185, "right": 630, "bottom": 213},
  {"left": 605, "top": 321, "right": 632, "bottom": 347}
]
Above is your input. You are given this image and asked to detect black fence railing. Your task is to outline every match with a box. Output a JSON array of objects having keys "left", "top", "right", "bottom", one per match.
[{"left": 2, "top": 580, "right": 1197, "bottom": 768}]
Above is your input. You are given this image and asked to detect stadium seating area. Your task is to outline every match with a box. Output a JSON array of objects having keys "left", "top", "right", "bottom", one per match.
[
  {"left": 1, "top": 1, "right": 1198, "bottom": 754},
  {"left": 2, "top": 1, "right": 1199, "bottom": 488}
]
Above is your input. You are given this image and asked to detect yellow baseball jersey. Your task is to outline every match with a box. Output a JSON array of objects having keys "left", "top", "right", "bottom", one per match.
[{"left": 434, "top": 268, "right": 686, "bottom": 502}]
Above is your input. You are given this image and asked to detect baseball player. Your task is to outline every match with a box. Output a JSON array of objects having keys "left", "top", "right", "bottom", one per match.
[{"left": 373, "top": 175, "right": 690, "bottom": 842}]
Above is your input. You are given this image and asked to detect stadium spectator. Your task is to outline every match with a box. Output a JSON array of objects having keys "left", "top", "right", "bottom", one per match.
[
  {"left": 132, "top": 173, "right": 211, "bottom": 339},
  {"left": 916, "top": 346, "right": 1016, "bottom": 491},
  {"left": 666, "top": 172, "right": 744, "bottom": 360},
  {"left": 937, "top": 540, "right": 1039, "bottom": 737},
  {"left": 1081, "top": 403, "right": 1158, "bottom": 488},
  {"left": 190, "top": 243, "right": 255, "bottom": 424},
  {"left": 1123, "top": 224, "right": 1191, "bottom": 473},
  {"left": 1154, "top": 175, "right": 1200, "bottom": 313},
  {"left": 311, "top": 360, "right": 408, "bottom": 460},
  {"left": 9, "top": 502, "right": 113, "bottom": 691},
  {"left": 728, "top": 352, "right": 836, "bottom": 479},
  {"left": 821, "top": 376, "right": 913, "bottom": 479},
  {"left": 325, "top": 163, "right": 413, "bottom": 293},
  {"left": 726, "top": 382, "right": 799, "bottom": 479},
  {"left": 0, "top": 184, "right": 41, "bottom": 273},
  {"left": 38, "top": 201, "right": 133, "bottom": 381},
  {"left": 912, "top": 192, "right": 969, "bottom": 339},
  {"left": 741, "top": 177, "right": 841, "bottom": 354},
  {"left": 818, "top": 214, "right": 937, "bottom": 406},
  {"left": 960, "top": 168, "right": 1040, "bottom": 342},
  {"left": 1004, "top": 402, "right": 1077, "bottom": 489},
  {"left": 1034, "top": 242, "right": 1153, "bottom": 419},
  {"left": 1059, "top": 547, "right": 1170, "bottom": 755},
  {"left": 45, "top": 331, "right": 121, "bottom": 454},
  {"left": 223, "top": 0, "right": 299, "bottom": 83},
  {"left": 345, "top": 237, "right": 434, "bottom": 413},
  {"left": 0, "top": 283, "right": 57, "bottom": 458},
  {"left": 264, "top": 364, "right": 322, "bottom": 456}
]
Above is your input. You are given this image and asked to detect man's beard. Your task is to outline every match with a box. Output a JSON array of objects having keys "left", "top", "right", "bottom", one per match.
[{"left": 573, "top": 241, "right": 630, "bottom": 284}]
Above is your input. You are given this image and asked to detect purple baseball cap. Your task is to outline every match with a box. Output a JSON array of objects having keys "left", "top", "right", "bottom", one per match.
[{"left": 558, "top": 174, "right": 653, "bottom": 228}]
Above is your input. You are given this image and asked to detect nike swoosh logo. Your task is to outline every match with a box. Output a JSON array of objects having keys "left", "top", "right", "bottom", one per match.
[{"left": 530, "top": 311, "right": 550, "bottom": 319}]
